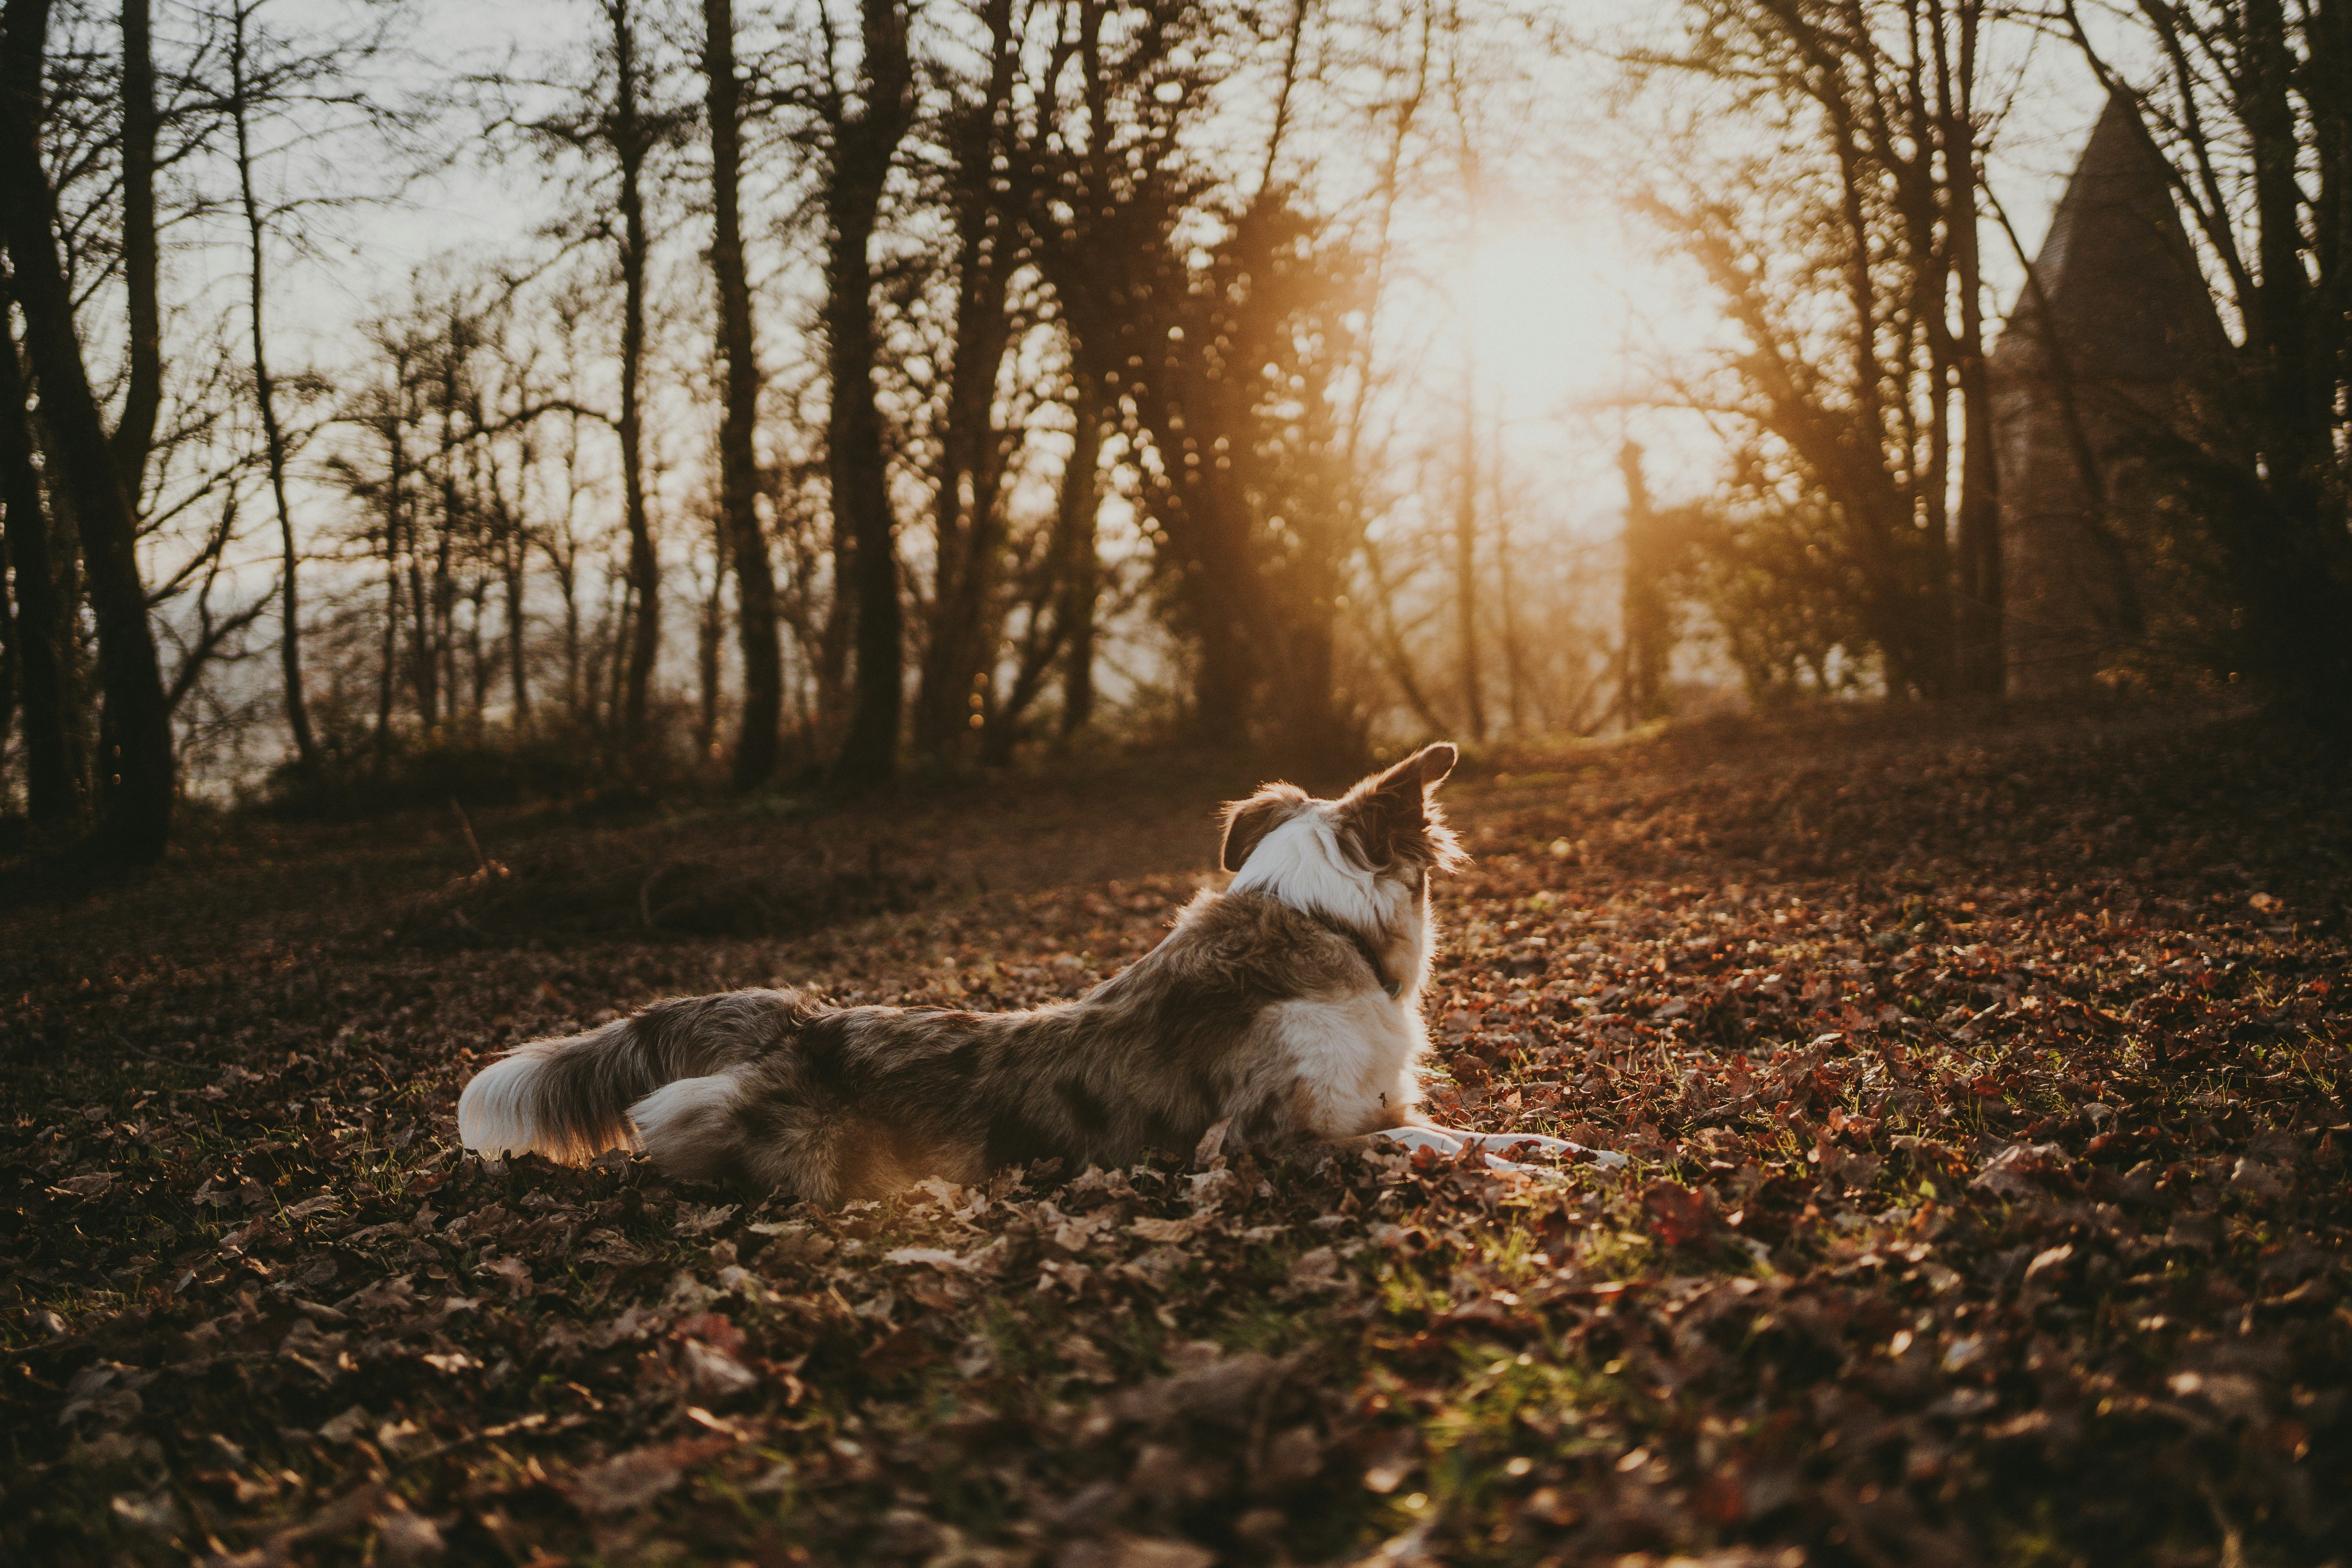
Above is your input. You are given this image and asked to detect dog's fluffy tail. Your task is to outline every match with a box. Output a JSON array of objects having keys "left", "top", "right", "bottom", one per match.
[{"left": 456, "top": 987, "right": 806, "bottom": 1164}]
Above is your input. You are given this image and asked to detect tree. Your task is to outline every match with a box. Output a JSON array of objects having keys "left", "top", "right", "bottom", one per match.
[
  {"left": 907, "top": 0, "right": 1026, "bottom": 766},
  {"left": 0, "top": 276, "right": 74, "bottom": 824},
  {"left": 112, "top": 0, "right": 160, "bottom": 505},
  {"left": 1635, "top": 0, "right": 2003, "bottom": 702},
  {"left": 1019, "top": 0, "right": 1201, "bottom": 748},
  {"left": 1943, "top": 0, "right": 2000, "bottom": 696},
  {"left": 1452, "top": 344, "right": 1486, "bottom": 742},
  {"left": 701, "top": 0, "right": 781, "bottom": 790},
  {"left": 1445, "top": 53, "right": 1487, "bottom": 742},
  {"left": 1616, "top": 441, "right": 1674, "bottom": 725},
  {"left": 606, "top": 0, "right": 661, "bottom": 751},
  {"left": 816, "top": 0, "right": 914, "bottom": 786},
  {"left": 223, "top": 0, "right": 318, "bottom": 771},
  {"left": 0, "top": 0, "right": 173, "bottom": 862},
  {"left": 2060, "top": 0, "right": 2352, "bottom": 718},
  {"left": 1009, "top": 2, "right": 1368, "bottom": 754},
  {"left": 505, "top": 0, "right": 676, "bottom": 753}
]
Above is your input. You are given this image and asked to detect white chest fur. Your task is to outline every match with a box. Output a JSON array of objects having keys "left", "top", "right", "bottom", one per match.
[{"left": 1267, "top": 987, "right": 1427, "bottom": 1137}]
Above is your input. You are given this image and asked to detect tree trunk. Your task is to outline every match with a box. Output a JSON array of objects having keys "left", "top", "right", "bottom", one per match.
[
  {"left": 909, "top": 312, "right": 1016, "bottom": 763},
  {"left": 696, "top": 510, "right": 726, "bottom": 758},
  {"left": 0, "top": 512, "right": 13, "bottom": 766},
  {"left": 704, "top": 0, "right": 779, "bottom": 791},
  {"left": 0, "top": 0, "right": 173, "bottom": 862},
  {"left": 1189, "top": 584, "right": 1255, "bottom": 747},
  {"left": 230, "top": 6, "right": 318, "bottom": 771},
  {"left": 503, "top": 526, "right": 532, "bottom": 724},
  {"left": 1361, "top": 534, "right": 1447, "bottom": 735},
  {"left": 1, "top": 294, "right": 72, "bottom": 821},
  {"left": 111, "top": 0, "right": 159, "bottom": 506},
  {"left": 547, "top": 521, "right": 584, "bottom": 724},
  {"left": 1490, "top": 409, "right": 1526, "bottom": 732},
  {"left": 1454, "top": 352, "right": 1485, "bottom": 740},
  {"left": 1617, "top": 441, "right": 1672, "bottom": 727},
  {"left": 1944, "top": 0, "right": 2002, "bottom": 696},
  {"left": 911, "top": 0, "right": 1020, "bottom": 764},
  {"left": 500, "top": 488, "right": 530, "bottom": 722},
  {"left": 2243, "top": 0, "right": 2321, "bottom": 524},
  {"left": 1056, "top": 376, "right": 1103, "bottom": 740},
  {"left": 410, "top": 358, "right": 456, "bottom": 731},
  {"left": 373, "top": 406, "right": 404, "bottom": 769},
  {"left": 467, "top": 577, "right": 490, "bottom": 720},
  {"left": 374, "top": 539, "right": 398, "bottom": 759},
  {"left": 2236, "top": 0, "right": 2348, "bottom": 707},
  {"left": 612, "top": 0, "right": 660, "bottom": 751},
  {"left": 36, "top": 412, "right": 92, "bottom": 793},
  {"left": 432, "top": 435, "right": 455, "bottom": 725},
  {"left": 826, "top": 0, "right": 913, "bottom": 786}
]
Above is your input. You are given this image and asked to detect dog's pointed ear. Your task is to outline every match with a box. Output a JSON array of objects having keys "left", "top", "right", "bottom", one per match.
[
  {"left": 1345, "top": 742, "right": 1458, "bottom": 866},
  {"left": 1220, "top": 784, "right": 1305, "bottom": 873},
  {"left": 1370, "top": 742, "right": 1455, "bottom": 808}
]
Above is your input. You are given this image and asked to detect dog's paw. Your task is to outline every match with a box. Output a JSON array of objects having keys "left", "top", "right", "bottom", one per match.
[
  {"left": 1372, "top": 1125, "right": 1630, "bottom": 1172},
  {"left": 1460, "top": 1131, "right": 1578, "bottom": 1157},
  {"left": 1477, "top": 1151, "right": 1566, "bottom": 1178},
  {"left": 1464, "top": 1132, "right": 1633, "bottom": 1171},
  {"left": 1372, "top": 1125, "right": 1467, "bottom": 1158}
]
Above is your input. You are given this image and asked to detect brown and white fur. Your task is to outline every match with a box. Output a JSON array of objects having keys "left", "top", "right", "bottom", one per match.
[{"left": 455, "top": 743, "right": 1621, "bottom": 1203}]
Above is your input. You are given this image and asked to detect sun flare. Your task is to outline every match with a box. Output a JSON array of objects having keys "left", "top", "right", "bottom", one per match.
[{"left": 1458, "top": 222, "right": 1630, "bottom": 411}]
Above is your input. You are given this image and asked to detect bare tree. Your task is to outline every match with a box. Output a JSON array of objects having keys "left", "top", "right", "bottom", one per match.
[
  {"left": 1615, "top": 441, "right": 1672, "bottom": 726},
  {"left": 223, "top": 0, "right": 316, "bottom": 769},
  {"left": 1942, "top": 0, "right": 2000, "bottom": 695},
  {"left": 0, "top": 0, "right": 173, "bottom": 861},
  {"left": 815, "top": 0, "right": 914, "bottom": 785},
  {"left": 1, "top": 277, "right": 74, "bottom": 823},
  {"left": 607, "top": 0, "right": 660, "bottom": 750},
  {"left": 908, "top": 0, "right": 1025, "bottom": 766},
  {"left": 501, "top": 0, "right": 678, "bottom": 752},
  {"left": 1444, "top": 43, "right": 1486, "bottom": 741},
  {"left": 1452, "top": 347, "right": 1485, "bottom": 741},
  {"left": 702, "top": 0, "right": 780, "bottom": 789},
  {"left": 1634, "top": 0, "right": 2004, "bottom": 701},
  {"left": 111, "top": 0, "right": 160, "bottom": 505},
  {"left": 2058, "top": 0, "right": 2351, "bottom": 715}
]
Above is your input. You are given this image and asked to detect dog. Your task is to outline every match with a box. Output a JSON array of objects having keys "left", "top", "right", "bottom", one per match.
[{"left": 455, "top": 742, "right": 1619, "bottom": 1203}]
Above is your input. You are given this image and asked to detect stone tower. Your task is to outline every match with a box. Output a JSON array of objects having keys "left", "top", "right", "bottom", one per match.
[{"left": 1989, "top": 91, "right": 2230, "bottom": 694}]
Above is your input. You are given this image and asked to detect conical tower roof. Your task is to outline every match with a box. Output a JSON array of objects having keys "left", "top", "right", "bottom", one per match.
[{"left": 1993, "top": 91, "right": 2229, "bottom": 381}]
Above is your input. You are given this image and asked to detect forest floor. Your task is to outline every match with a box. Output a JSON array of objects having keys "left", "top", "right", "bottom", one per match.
[{"left": 2, "top": 699, "right": 2348, "bottom": 1568}]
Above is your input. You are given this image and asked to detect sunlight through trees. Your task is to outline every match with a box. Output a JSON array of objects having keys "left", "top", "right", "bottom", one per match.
[{"left": 0, "top": 0, "right": 2343, "bottom": 856}]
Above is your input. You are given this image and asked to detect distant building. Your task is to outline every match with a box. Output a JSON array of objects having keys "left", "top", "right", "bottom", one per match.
[{"left": 1989, "top": 92, "right": 2231, "bottom": 694}]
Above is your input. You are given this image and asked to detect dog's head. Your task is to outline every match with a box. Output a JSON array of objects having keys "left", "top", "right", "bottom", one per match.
[
  {"left": 1218, "top": 745, "right": 1465, "bottom": 990},
  {"left": 1220, "top": 744, "right": 1464, "bottom": 879}
]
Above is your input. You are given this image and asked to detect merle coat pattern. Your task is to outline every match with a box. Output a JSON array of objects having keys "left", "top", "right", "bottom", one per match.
[{"left": 456, "top": 744, "right": 1614, "bottom": 1202}]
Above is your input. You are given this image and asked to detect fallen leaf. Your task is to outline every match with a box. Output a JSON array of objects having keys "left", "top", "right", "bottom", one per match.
[
  {"left": 1969, "top": 1142, "right": 2065, "bottom": 1198},
  {"left": 569, "top": 1445, "right": 687, "bottom": 1514},
  {"left": 1642, "top": 1181, "right": 1709, "bottom": 1247}
]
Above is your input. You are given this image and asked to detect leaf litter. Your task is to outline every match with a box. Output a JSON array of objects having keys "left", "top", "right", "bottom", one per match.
[{"left": 2, "top": 706, "right": 2347, "bottom": 1565}]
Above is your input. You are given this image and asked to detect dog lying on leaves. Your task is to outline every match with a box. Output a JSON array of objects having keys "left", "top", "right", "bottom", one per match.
[{"left": 456, "top": 743, "right": 1618, "bottom": 1203}]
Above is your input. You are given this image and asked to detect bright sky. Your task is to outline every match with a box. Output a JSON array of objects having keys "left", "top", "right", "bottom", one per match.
[
  {"left": 1463, "top": 221, "right": 1639, "bottom": 414},
  {"left": 1421, "top": 13, "right": 2114, "bottom": 550},
  {"left": 283, "top": 0, "right": 2118, "bottom": 555}
]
